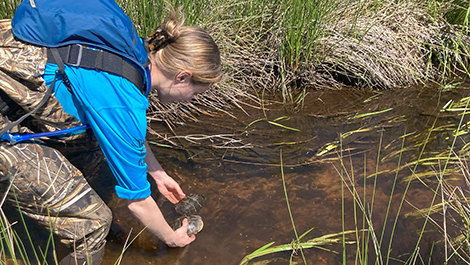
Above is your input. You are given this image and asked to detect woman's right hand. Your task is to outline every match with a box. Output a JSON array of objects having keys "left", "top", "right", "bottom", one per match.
[
  {"left": 127, "top": 197, "right": 195, "bottom": 248},
  {"left": 166, "top": 218, "right": 196, "bottom": 247}
]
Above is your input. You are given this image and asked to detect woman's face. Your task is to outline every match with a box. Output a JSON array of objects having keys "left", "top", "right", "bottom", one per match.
[{"left": 150, "top": 61, "right": 209, "bottom": 104}]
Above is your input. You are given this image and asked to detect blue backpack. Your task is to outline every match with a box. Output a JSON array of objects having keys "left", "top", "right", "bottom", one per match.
[
  {"left": 11, "top": 0, "right": 149, "bottom": 75},
  {"left": 0, "top": 0, "right": 151, "bottom": 143}
]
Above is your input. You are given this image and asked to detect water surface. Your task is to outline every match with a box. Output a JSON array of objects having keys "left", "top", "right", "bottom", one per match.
[
  {"left": 7, "top": 85, "right": 470, "bottom": 265},
  {"left": 101, "top": 84, "right": 470, "bottom": 264}
]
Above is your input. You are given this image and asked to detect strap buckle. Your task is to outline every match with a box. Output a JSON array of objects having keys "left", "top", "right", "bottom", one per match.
[{"left": 66, "top": 44, "right": 84, "bottom": 67}]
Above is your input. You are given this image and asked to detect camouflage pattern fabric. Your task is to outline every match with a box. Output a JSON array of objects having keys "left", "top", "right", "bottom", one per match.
[
  {"left": 0, "top": 141, "right": 112, "bottom": 253},
  {"left": 0, "top": 19, "right": 112, "bottom": 254},
  {"left": 0, "top": 19, "right": 82, "bottom": 131}
]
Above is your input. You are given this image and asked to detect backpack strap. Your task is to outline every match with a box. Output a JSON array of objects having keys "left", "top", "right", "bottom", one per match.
[
  {"left": 0, "top": 74, "right": 54, "bottom": 138},
  {"left": 0, "top": 44, "right": 150, "bottom": 141},
  {"left": 46, "top": 44, "right": 148, "bottom": 95},
  {"left": 0, "top": 47, "right": 68, "bottom": 139}
]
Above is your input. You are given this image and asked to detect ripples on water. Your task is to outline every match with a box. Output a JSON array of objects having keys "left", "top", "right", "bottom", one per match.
[
  {"left": 106, "top": 85, "right": 470, "bottom": 264},
  {"left": 8, "top": 84, "right": 470, "bottom": 264}
]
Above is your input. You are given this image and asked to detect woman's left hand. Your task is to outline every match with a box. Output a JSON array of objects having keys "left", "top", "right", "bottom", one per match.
[
  {"left": 145, "top": 141, "right": 186, "bottom": 203},
  {"left": 154, "top": 173, "right": 186, "bottom": 203}
]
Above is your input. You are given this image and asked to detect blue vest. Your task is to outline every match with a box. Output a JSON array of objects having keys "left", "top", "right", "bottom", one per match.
[{"left": 11, "top": 0, "right": 148, "bottom": 74}]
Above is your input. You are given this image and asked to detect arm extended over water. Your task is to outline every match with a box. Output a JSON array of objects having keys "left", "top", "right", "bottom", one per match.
[
  {"left": 126, "top": 141, "right": 194, "bottom": 247},
  {"left": 127, "top": 196, "right": 194, "bottom": 247}
]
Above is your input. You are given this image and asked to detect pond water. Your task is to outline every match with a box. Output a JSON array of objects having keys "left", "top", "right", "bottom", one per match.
[
  {"left": 8, "top": 84, "right": 470, "bottom": 264},
  {"left": 99, "top": 84, "right": 470, "bottom": 264}
]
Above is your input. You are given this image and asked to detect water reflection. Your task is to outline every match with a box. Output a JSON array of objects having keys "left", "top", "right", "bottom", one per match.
[
  {"left": 99, "top": 84, "right": 470, "bottom": 264},
  {"left": 9, "top": 85, "right": 470, "bottom": 264}
]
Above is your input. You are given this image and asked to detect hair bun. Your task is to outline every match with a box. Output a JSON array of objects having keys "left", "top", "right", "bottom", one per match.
[{"left": 148, "top": 27, "right": 173, "bottom": 52}]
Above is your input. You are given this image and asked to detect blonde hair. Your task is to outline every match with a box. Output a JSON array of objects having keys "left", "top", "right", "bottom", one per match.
[{"left": 148, "top": 7, "right": 222, "bottom": 84}]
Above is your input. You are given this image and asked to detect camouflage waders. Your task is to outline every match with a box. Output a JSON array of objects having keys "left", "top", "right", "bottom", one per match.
[{"left": 0, "top": 19, "right": 112, "bottom": 263}]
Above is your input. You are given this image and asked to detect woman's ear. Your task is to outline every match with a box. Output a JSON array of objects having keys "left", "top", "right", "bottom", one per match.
[{"left": 175, "top": 70, "right": 192, "bottom": 84}]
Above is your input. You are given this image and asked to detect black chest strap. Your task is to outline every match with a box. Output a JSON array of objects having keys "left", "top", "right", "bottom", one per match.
[
  {"left": 0, "top": 46, "right": 149, "bottom": 139},
  {"left": 46, "top": 44, "right": 148, "bottom": 95}
]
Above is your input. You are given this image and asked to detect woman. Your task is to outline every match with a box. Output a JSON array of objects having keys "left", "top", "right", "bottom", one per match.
[
  {"left": 0, "top": 0, "right": 221, "bottom": 264},
  {"left": 123, "top": 11, "right": 221, "bottom": 246}
]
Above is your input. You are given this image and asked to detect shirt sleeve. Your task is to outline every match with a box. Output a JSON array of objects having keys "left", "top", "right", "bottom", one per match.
[{"left": 43, "top": 63, "right": 151, "bottom": 200}]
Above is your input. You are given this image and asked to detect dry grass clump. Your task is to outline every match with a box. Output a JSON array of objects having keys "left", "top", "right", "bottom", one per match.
[
  {"left": 3, "top": 0, "right": 470, "bottom": 123},
  {"left": 205, "top": 11, "right": 291, "bottom": 101},
  {"left": 148, "top": 0, "right": 470, "bottom": 125},
  {"left": 146, "top": 83, "right": 251, "bottom": 125},
  {"left": 190, "top": 1, "right": 470, "bottom": 113},
  {"left": 314, "top": 1, "right": 470, "bottom": 89}
]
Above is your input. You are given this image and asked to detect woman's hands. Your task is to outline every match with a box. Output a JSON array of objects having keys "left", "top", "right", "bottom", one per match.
[
  {"left": 137, "top": 141, "right": 195, "bottom": 247},
  {"left": 127, "top": 196, "right": 195, "bottom": 247},
  {"left": 168, "top": 218, "right": 196, "bottom": 247},
  {"left": 154, "top": 171, "right": 186, "bottom": 203},
  {"left": 144, "top": 141, "right": 185, "bottom": 203}
]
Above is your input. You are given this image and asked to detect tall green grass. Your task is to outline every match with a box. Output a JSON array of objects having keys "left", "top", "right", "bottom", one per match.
[
  {"left": 0, "top": 0, "right": 19, "bottom": 19},
  {"left": 443, "top": 0, "right": 470, "bottom": 28},
  {"left": 2, "top": 0, "right": 470, "bottom": 104},
  {"left": 2, "top": 0, "right": 470, "bottom": 264},
  {"left": 0, "top": 189, "right": 55, "bottom": 265}
]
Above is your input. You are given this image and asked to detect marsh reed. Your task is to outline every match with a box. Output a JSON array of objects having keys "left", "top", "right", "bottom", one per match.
[
  {"left": 2, "top": 0, "right": 470, "bottom": 116},
  {"left": 2, "top": 0, "right": 470, "bottom": 264}
]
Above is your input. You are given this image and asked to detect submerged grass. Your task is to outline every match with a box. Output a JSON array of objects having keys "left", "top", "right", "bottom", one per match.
[
  {"left": 332, "top": 127, "right": 437, "bottom": 264},
  {"left": 231, "top": 81, "right": 470, "bottom": 264},
  {"left": 238, "top": 100, "right": 465, "bottom": 264},
  {"left": 238, "top": 149, "right": 358, "bottom": 265},
  {"left": 2, "top": 0, "right": 470, "bottom": 264},
  {"left": 238, "top": 229, "right": 359, "bottom": 265}
]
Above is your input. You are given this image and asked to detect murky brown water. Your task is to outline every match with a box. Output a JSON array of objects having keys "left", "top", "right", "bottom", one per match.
[
  {"left": 8, "top": 84, "right": 470, "bottom": 264},
  {"left": 98, "top": 84, "right": 470, "bottom": 265}
]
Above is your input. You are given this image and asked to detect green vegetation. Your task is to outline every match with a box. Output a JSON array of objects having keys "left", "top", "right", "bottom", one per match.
[
  {"left": 141, "top": 1, "right": 467, "bottom": 91},
  {"left": 0, "top": 0, "right": 18, "bottom": 19},
  {"left": 120, "top": 0, "right": 470, "bottom": 114},
  {"left": 236, "top": 90, "right": 470, "bottom": 264},
  {"left": 3, "top": 0, "right": 470, "bottom": 111},
  {"left": 0, "top": 190, "right": 56, "bottom": 265},
  {"left": 3, "top": 0, "right": 470, "bottom": 264}
]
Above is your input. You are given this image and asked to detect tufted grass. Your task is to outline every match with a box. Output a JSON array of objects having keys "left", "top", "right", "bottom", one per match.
[
  {"left": 2, "top": 0, "right": 470, "bottom": 113},
  {"left": 3, "top": 0, "right": 470, "bottom": 264}
]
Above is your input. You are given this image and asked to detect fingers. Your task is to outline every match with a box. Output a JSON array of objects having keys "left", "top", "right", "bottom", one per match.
[
  {"left": 169, "top": 181, "right": 186, "bottom": 201},
  {"left": 181, "top": 218, "right": 197, "bottom": 238},
  {"left": 180, "top": 217, "right": 189, "bottom": 232},
  {"left": 189, "top": 234, "right": 196, "bottom": 241},
  {"left": 156, "top": 178, "right": 186, "bottom": 203},
  {"left": 166, "top": 193, "right": 178, "bottom": 204},
  {"left": 178, "top": 190, "right": 186, "bottom": 200},
  {"left": 182, "top": 219, "right": 196, "bottom": 242},
  {"left": 172, "top": 218, "right": 195, "bottom": 247},
  {"left": 167, "top": 189, "right": 185, "bottom": 203}
]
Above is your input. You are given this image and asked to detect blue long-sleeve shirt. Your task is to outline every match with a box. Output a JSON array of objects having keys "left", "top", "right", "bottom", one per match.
[{"left": 43, "top": 63, "right": 151, "bottom": 200}]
